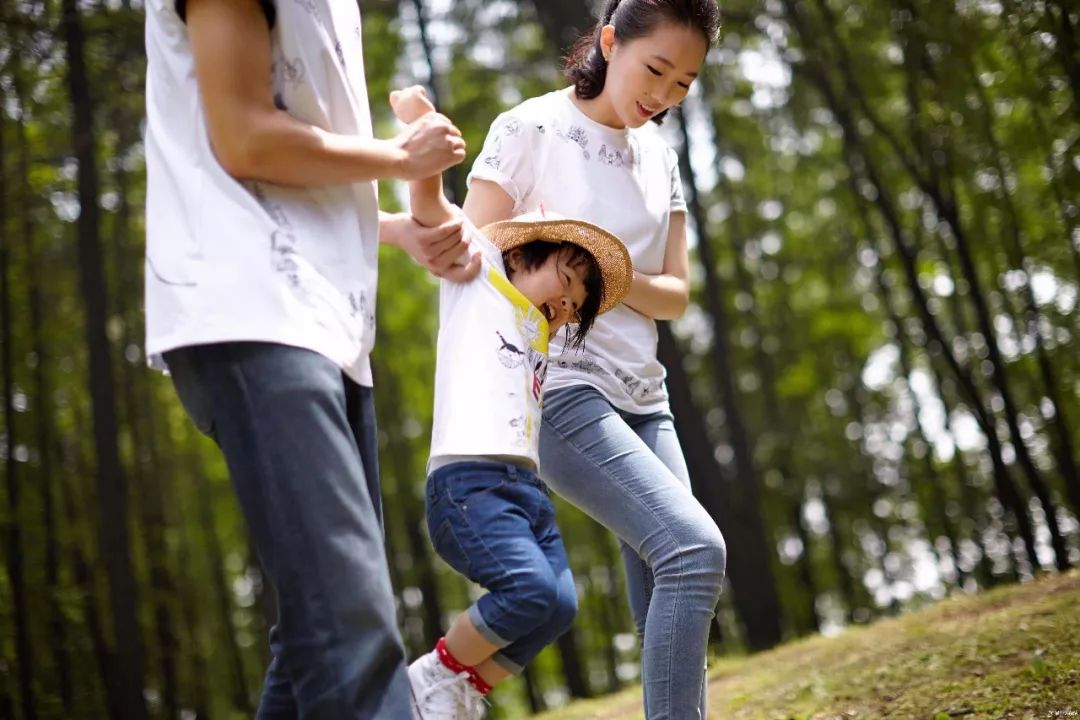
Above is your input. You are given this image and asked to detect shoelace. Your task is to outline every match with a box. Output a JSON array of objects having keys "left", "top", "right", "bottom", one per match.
[
  {"left": 460, "top": 688, "right": 490, "bottom": 720},
  {"left": 417, "top": 669, "right": 472, "bottom": 719}
]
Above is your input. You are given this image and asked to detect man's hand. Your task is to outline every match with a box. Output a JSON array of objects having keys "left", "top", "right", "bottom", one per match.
[
  {"left": 380, "top": 212, "right": 482, "bottom": 282},
  {"left": 391, "top": 109, "right": 466, "bottom": 181}
]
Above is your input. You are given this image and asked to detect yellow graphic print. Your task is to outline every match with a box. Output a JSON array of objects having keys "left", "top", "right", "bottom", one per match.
[
  {"left": 485, "top": 266, "right": 549, "bottom": 354},
  {"left": 486, "top": 266, "right": 550, "bottom": 445}
]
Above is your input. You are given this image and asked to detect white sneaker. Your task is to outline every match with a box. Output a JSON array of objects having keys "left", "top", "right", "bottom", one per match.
[
  {"left": 459, "top": 680, "right": 488, "bottom": 720},
  {"left": 408, "top": 650, "right": 472, "bottom": 720}
]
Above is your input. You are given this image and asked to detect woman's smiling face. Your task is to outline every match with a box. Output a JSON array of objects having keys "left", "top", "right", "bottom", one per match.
[{"left": 599, "top": 21, "right": 708, "bottom": 128}]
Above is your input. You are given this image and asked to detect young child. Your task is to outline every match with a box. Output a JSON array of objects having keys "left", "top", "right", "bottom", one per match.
[{"left": 389, "top": 87, "right": 632, "bottom": 720}]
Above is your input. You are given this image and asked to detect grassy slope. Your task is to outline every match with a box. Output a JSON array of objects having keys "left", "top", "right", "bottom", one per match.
[{"left": 537, "top": 570, "right": 1080, "bottom": 719}]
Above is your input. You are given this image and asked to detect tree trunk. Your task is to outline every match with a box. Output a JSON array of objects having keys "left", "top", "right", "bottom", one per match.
[
  {"left": 850, "top": 211, "right": 965, "bottom": 587},
  {"left": 675, "top": 110, "right": 783, "bottom": 650},
  {"left": 410, "top": 0, "right": 465, "bottom": 203},
  {"left": 555, "top": 626, "right": 591, "bottom": 700},
  {"left": 520, "top": 665, "right": 545, "bottom": 714},
  {"left": 998, "top": 0, "right": 1080, "bottom": 285},
  {"left": 781, "top": 0, "right": 1042, "bottom": 574},
  {"left": 14, "top": 53, "right": 75, "bottom": 710},
  {"left": 697, "top": 73, "right": 820, "bottom": 633},
  {"left": 194, "top": 465, "right": 254, "bottom": 712},
  {"left": 589, "top": 521, "right": 624, "bottom": 691},
  {"left": 843, "top": 380, "right": 901, "bottom": 617},
  {"left": 373, "top": 362, "right": 445, "bottom": 651},
  {"left": 168, "top": 432, "right": 212, "bottom": 719},
  {"left": 962, "top": 53, "right": 1080, "bottom": 518},
  {"left": 523, "top": 0, "right": 595, "bottom": 57},
  {"left": 818, "top": 483, "right": 860, "bottom": 623},
  {"left": 927, "top": 362, "right": 999, "bottom": 587},
  {"left": 59, "top": 421, "right": 120, "bottom": 717},
  {"left": 1047, "top": 0, "right": 1080, "bottom": 125},
  {"left": 0, "top": 82, "right": 39, "bottom": 720},
  {"left": 656, "top": 322, "right": 743, "bottom": 643},
  {"left": 816, "top": 0, "right": 1070, "bottom": 571},
  {"left": 108, "top": 117, "right": 183, "bottom": 716},
  {"left": 61, "top": 0, "right": 148, "bottom": 714}
]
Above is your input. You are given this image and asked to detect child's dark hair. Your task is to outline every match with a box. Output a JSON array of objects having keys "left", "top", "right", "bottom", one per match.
[
  {"left": 564, "top": 0, "right": 720, "bottom": 124},
  {"left": 505, "top": 241, "right": 603, "bottom": 349}
]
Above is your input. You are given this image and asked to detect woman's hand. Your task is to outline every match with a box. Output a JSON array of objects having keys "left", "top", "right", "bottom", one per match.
[{"left": 620, "top": 211, "right": 690, "bottom": 320}]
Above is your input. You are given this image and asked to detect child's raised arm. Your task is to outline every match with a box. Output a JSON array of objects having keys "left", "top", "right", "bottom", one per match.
[{"left": 389, "top": 87, "right": 457, "bottom": 229}]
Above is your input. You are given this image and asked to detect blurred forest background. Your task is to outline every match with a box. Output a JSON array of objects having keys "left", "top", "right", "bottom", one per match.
[{"left": 0, "top": 0, "right": 1078, "bottom": 717}]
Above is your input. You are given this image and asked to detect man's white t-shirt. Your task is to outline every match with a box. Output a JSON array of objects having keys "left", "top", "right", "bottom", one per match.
[
  {"left": 468, "top": 88, "right": 687, "bottom": 414},
  {"left": 144, "top": 0, "right": 380, "bottom": 385},
  {"left": 428, "top": 227, "right": 549, "bottom": 473}
]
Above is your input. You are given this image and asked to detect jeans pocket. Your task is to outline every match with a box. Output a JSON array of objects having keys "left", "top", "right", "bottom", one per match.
[
  {"left": 431, "top": 518, "right": 472, "bottom": 578},
  {"left": 446, "top": 474, "right": 507, "bottom": 509},
  {"left": 165, "top": 348, "right": 216, "bottom": 439}
]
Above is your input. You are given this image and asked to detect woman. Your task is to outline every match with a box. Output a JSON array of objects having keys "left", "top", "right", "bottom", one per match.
[{"left": 462, "top": 1, "right": 725, "bottom": 718}]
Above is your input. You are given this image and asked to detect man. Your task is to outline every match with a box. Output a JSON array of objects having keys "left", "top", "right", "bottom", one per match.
[{"left": 143, "top": 1, "right": 478, "bottom": 717}]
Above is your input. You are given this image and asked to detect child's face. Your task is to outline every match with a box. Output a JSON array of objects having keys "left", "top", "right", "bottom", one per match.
[
  {"left": 600, "top": 21, "right": 708, "bottom": 128},
  {"left": 509, "top": 247, "right": 590, "bottom": 338}
]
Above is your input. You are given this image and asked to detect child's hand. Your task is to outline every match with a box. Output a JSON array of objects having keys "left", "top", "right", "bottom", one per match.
[{"left": 390, "top": 85, "right": 437, "bottom": 124}]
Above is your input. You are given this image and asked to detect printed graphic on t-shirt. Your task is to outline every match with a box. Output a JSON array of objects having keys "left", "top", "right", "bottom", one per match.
[
  {"left": 257, "top": 182, "right": 374, "bottom": 335},
  {"left": 557, "top": 124, "right": 591, "bottom": 159},
  {"left": 551, "top": 353, "right": 663, "bottom": 402},
  {"left": 614, "top": 366, "right": 664, "bottom": 399},
  {"left": 485, "top": 265, "right": 549, "bottom": 446},
  {"left": 479, "top": 116, "right": 523, "bottom": 172},
  {"left": 598, "top": 144, "right": 629, "bottom": 167}
]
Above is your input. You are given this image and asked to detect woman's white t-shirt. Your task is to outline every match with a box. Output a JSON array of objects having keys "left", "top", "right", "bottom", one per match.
[
  {"left": 144, "top": 0, "right": 380, "bottom": 384},
  {"left": 428, "top": 226, "right": 549, "bottom": 472},
  {"left": 468, "top": 88, "right": 686, "bottom": 414}
]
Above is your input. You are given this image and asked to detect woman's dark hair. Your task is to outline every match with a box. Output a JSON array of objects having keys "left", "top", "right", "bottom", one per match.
[
  {"left": 564, "top": 0, "right": 720, "bottom": 124},
  {"left": 504, "top": 241, "right": 604, "bottom": 349}
]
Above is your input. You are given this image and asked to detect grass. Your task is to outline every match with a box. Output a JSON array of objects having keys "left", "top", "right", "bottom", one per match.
[{"left": 536, "top": 570, "right": 1080, "bottom": 719}]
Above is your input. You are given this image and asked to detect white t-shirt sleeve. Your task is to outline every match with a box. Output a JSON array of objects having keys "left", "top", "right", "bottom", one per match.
[
  {"left": 467, "top": 111, "right": 539, "bottom": 212},
  {"left": 667, "top": 146, "right": 687, "bottom": 214},
  {"left": 463, "top": 219, "right": 505, "bottom": 267}
]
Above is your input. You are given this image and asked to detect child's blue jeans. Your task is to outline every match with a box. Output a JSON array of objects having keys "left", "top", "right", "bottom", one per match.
[{"left": 425, "top": 461, "right": 577, "bottom": 674}]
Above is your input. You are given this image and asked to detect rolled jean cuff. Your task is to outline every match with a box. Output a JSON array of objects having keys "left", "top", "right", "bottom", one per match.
[
  {"left": 468, "top": 604, "right": 511, "bottom": 648},
  {"left": 490, "top": 651, "right": 525, "bottom": 676}
]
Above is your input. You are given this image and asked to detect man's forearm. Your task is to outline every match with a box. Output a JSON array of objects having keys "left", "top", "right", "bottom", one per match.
[{"left": 217, "top": 112, "right": 408, "bottom": 187}]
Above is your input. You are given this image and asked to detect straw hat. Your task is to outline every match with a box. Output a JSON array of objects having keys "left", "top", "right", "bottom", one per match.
[{"left": 482, "top": 210, "right": 633, "bottom": 315}]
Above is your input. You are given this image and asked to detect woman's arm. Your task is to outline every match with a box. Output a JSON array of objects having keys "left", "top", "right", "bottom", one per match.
[
  {"left": 185, "top": 0, "right": 466, "bottom": 186},
  {"left": 461, "top": 178, "right": 516, "bottom": 227},
  {"left": 621, "top": 211, "right": 690, "bottom": 321}
]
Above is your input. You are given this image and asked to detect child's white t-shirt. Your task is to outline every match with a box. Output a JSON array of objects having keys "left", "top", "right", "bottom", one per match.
[
  {"left": 144, "top": 0, "right": 380, "bottom": 384},
  {"left": 468, "top": 88, "right": 687, "bottom": 414},
  {"left": 428, "top": 225, "right": 549, "bottom": 473}
]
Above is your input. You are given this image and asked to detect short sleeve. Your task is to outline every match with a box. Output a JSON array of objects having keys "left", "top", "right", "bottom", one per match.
[
  {"left": 667, "top": 146, "right": 687, "bottom": 214},
  {"left": 467, "top": 111, "right": 540, "bottom": 212},
  {"left": 464, "top": 220, "right": 505, "bottom": 267}
]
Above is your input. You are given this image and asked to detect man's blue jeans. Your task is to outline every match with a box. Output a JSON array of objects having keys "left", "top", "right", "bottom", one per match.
[{"left": 165, "top": 342, "right": 412, "bottom": 720}]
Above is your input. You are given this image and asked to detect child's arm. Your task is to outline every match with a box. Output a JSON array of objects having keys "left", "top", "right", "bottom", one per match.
[{"left": 389, "top": 87, "right": 457, "bottom": 228}]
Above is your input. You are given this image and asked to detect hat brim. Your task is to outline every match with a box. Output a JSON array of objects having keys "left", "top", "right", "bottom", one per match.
[{"left": 481, "top": 218, "right": 632, "bottom": 315}]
